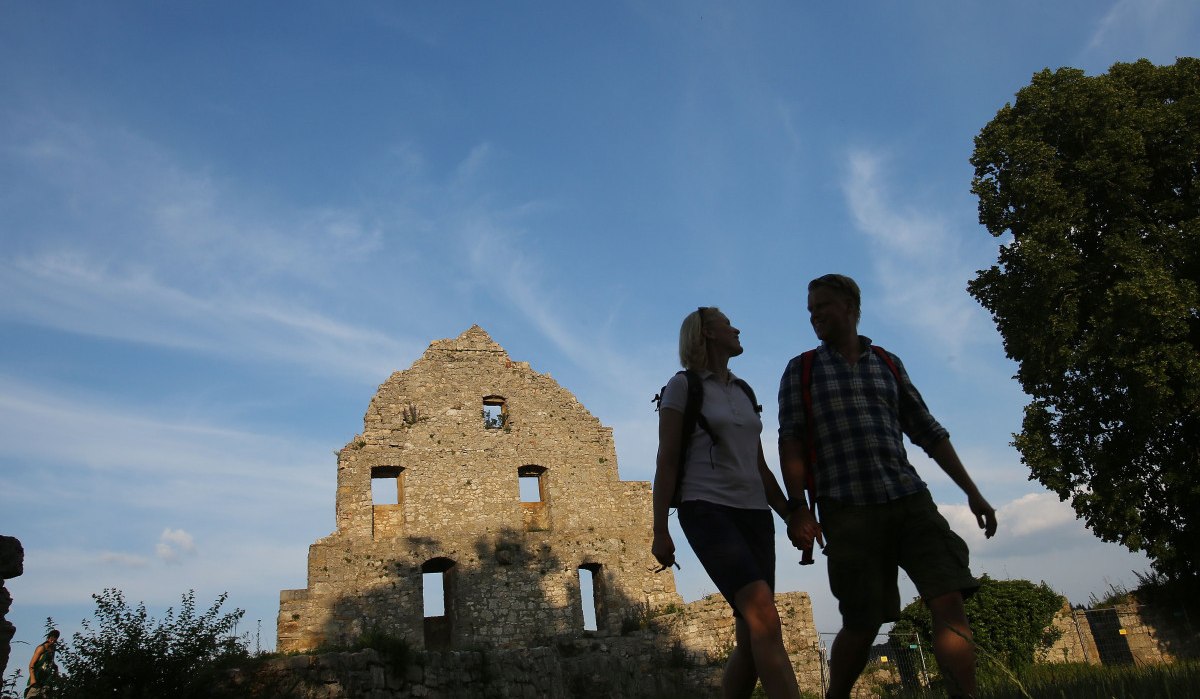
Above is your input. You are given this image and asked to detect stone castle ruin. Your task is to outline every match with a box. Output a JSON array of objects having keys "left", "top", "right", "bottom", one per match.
[
  {"left": 278, "top": 326, "right": 684, "bottom": 652},
  {"left": 275, "top": 327, "right": 823, "bottom": 695}
]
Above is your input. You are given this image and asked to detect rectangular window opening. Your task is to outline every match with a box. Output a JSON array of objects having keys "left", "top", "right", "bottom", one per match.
[
  {"left": 423, "top": 572, "right": 446, "bottom": 618},
  {"left": 519, "top": 474, "right": 542, "bottom": 503},
  {"left": 579, "top": 567, "right": 598, "bottom": 631},
  {"left": 371, "top": 466, "right": 404, "bottom": 505}
]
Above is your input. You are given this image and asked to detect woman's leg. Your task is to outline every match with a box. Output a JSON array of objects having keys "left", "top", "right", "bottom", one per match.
[
  {"left": 722, "top": 616, "right": 758, "bottom": 699},
  {"left": 733, "top": 580, "right": 801, "bottom": 699}
]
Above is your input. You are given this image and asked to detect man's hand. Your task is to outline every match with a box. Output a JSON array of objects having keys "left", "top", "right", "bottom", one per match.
[{"left": 969, "top": 492, "right": 997, "bottom": 538}]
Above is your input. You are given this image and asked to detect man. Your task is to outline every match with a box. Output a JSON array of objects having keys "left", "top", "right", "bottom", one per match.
[{"left": 777, "top": 274, "right": 997, "bottom": 699}]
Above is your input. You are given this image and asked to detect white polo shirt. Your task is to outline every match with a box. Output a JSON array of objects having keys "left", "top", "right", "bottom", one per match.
[{"left": 659, "top": 369, "right": 769, "bottom": 510}]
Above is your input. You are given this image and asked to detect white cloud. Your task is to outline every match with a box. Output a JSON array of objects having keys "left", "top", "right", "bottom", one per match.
[
  {"left": 156, "top": 529, "right": 197, "bottom": 563},
  {"left": 940, "top": 491, "right": 1089, "bottom": 556}
]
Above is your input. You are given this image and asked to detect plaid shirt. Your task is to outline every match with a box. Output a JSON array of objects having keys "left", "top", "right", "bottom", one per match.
[{"left": 777, "top": 337, "right": 948, "bottom": 505}]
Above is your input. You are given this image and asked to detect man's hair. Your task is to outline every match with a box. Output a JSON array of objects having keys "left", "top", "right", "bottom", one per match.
[
  {"left": 678, "top": 306, "right": 718, "bottom": 370},
  {"left": 46, "top": 630, "right": 60, "bottom": 639},
  {"left": 808, "top": 274, "right": 861, "bottom": 321}
]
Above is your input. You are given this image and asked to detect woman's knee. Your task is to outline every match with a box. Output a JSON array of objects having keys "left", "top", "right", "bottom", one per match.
[{"left": 734, "top": 582, "right": 782, "bottom": 635}]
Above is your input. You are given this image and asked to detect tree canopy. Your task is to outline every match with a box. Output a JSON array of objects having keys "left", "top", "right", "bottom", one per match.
[{"left": 969, "top": 57, "right": 1200, "bottom": 581}]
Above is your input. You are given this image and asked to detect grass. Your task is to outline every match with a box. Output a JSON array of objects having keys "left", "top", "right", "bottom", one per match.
[
  {"left": 881, "top": 660, "right": 1200, "bottom": 699},
  {"left": 978, "top": 661, "right": 1200, "bottom": 699}
]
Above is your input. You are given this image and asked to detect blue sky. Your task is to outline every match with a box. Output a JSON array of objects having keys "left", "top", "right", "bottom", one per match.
[{"left": 2, "top": 0, "right": 1196, "bottom": 675}]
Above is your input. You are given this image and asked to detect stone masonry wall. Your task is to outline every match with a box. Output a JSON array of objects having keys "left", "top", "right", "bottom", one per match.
[{"left": 237, "top": 594, "right": 824, "bottom": 698}]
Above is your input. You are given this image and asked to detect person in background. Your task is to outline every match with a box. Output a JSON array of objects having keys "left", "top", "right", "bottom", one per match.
[{"left": 26, "top": 629, "right": 60, "bottom": 697}]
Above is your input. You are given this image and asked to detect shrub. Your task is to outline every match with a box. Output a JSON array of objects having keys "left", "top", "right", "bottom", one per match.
[{"left": 50, "top": 588, "right": 249, "bottom": 699}]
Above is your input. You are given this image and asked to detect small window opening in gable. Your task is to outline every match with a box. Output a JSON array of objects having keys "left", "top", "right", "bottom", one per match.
[
  {"left": 482, "top": 395, "right": 508, "bottom": 430},
  {"left": 371, "top": 465, "right": 405, "bottom": 505},
  {"left": 578, "top": 563, "right": 601, "bottom": 631},
  {"left": 518, "top": 464, "right": 546, "bottom": 503}
]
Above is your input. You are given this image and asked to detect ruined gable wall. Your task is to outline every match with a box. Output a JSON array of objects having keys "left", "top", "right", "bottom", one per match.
[{"left": 280, "top": 327, "right": 680, "bottom": 652}]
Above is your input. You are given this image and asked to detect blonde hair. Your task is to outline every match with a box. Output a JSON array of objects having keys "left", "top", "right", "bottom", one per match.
[{"left": 678, "top": 306, "right": 718, "bottom": 370}]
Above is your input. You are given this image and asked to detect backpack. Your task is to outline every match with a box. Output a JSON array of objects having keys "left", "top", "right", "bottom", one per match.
[
  {"left": 653, "top": 370, "right": 763, "bottom": 507},
  {"left": 796, "top": 345, "right": 900, "bottom": 563}
]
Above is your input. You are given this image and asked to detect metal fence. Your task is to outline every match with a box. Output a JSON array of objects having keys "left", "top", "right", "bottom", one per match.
[
  {"left": 1063, "top": 603, "right": 1196, "bottom": 666},
  {"left": 814, "top": 631, "right": 933, "bottom": 697}
]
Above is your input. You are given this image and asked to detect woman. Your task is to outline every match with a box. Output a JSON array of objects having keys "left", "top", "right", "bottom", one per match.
[
  {"left": 652, "top": 307, "right": 802, "bottom": 699},
  {"left": 26, "top": 629, "right": 59, "bottom": 697}
]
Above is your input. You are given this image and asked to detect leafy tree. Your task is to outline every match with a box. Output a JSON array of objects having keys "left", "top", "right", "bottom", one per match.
[
  {"left": 890, "top": 576, "right": 1064, "bottom": 670},
  {"left": 968, "top": 57, "right": 1200, "bottom": 581},
  {"left": 50, "top": 589, "right": 248, "bottom": 698}
]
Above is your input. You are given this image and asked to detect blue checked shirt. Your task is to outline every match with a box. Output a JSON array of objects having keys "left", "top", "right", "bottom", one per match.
[{"left": 777, "top": 337, "right": 948, "bottom": 505}]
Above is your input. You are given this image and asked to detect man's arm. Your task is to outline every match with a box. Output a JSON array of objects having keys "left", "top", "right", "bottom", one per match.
[
  {"left": 929, "top": 438, "right": 997, "bottom": 538},
  {"left": 779, "top": 436, "right": 823, "bottom": 551}
]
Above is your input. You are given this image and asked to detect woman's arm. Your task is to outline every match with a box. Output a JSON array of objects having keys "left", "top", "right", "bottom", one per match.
[
  {"left": 29, "top": 643, "right": 45, "bottom": 684},
  {"left": 756, "top": 442, "right": 789, "bottom": 519},
  {"left": 651, "top": 407, "right": 684, "bottom": 568}
]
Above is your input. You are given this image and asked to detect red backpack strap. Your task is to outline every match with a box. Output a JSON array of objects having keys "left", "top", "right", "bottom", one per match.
[{"left": 870, "top": 345, "right": 901, "bottom": 381}]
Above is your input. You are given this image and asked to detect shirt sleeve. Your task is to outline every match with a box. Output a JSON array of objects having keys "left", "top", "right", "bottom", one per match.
[
  {"left": 777, "top": 356, "right": 806, "bottom": 442},
  {"left": 889, "top": 352, "right": 950, "bottom": 452},
  {"left": 658, "top": 372, "right": 689, "bottom": 413}
]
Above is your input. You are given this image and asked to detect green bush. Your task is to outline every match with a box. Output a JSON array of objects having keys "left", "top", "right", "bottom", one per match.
[
  {"left": 890, "top": 575, "right": 1064, "bottom": 671},
  {"left": 49, "top": 588, "right": 249, "bottom": 699}
]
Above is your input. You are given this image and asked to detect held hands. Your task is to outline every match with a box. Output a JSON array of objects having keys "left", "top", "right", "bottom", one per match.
[
  {"left": 786, "top": 508, "right": 824, "bottom": 552},
  {"left": 969, "top": 492, "right": 998, "bottom": 538}
]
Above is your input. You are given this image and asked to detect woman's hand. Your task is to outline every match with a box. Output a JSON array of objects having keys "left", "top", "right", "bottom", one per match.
[
  {"left": 786, "top": 508, "right": 823, "bottom": 551},
  {"left": 651, "top": 529, "right": 676, "bottom": 571}
]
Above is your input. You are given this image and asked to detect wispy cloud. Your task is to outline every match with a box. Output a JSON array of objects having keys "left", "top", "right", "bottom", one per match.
[
  {"left": 841, "top": 149, "right": 991, "bottom": 361},
  {"left": 98, "top": 552, "right": 150, "bottom": 568},
  {"left": 1086, "top": 0, "right": 1198, "bottom": 62},
  {"left": 0, "top": 114, "right": 433, "bottom": 382},
  {"left": 0, "top": 375, "right": 331, "bottom": 510}
]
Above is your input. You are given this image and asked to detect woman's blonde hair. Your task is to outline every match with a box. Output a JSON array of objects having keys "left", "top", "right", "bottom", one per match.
[{"left": 678, "top": 306, "right": 717, "bottom": 370}]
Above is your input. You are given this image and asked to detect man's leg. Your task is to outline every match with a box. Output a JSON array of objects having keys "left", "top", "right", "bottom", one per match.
[
  {"left": 732, "top": 580, "right": 801, "bottom": 698},
  {"left": 826, "top": 623, "right": 880, "bottom": 699},
  {"left": 927, "top": 591, "right": 976, "bottom": 698}
]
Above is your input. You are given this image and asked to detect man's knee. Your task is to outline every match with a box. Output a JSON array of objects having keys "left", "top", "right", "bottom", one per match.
[{"left": 927, "top": 591, "right": 968, "bottom": 627}]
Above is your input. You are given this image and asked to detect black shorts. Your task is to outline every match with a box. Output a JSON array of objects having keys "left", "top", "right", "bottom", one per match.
[
  {"left": 821, "top": 490, "right": 979, "bottom": 629},
  {"left": 678, "top": 500, "right": 775, "bottom": 617}
]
